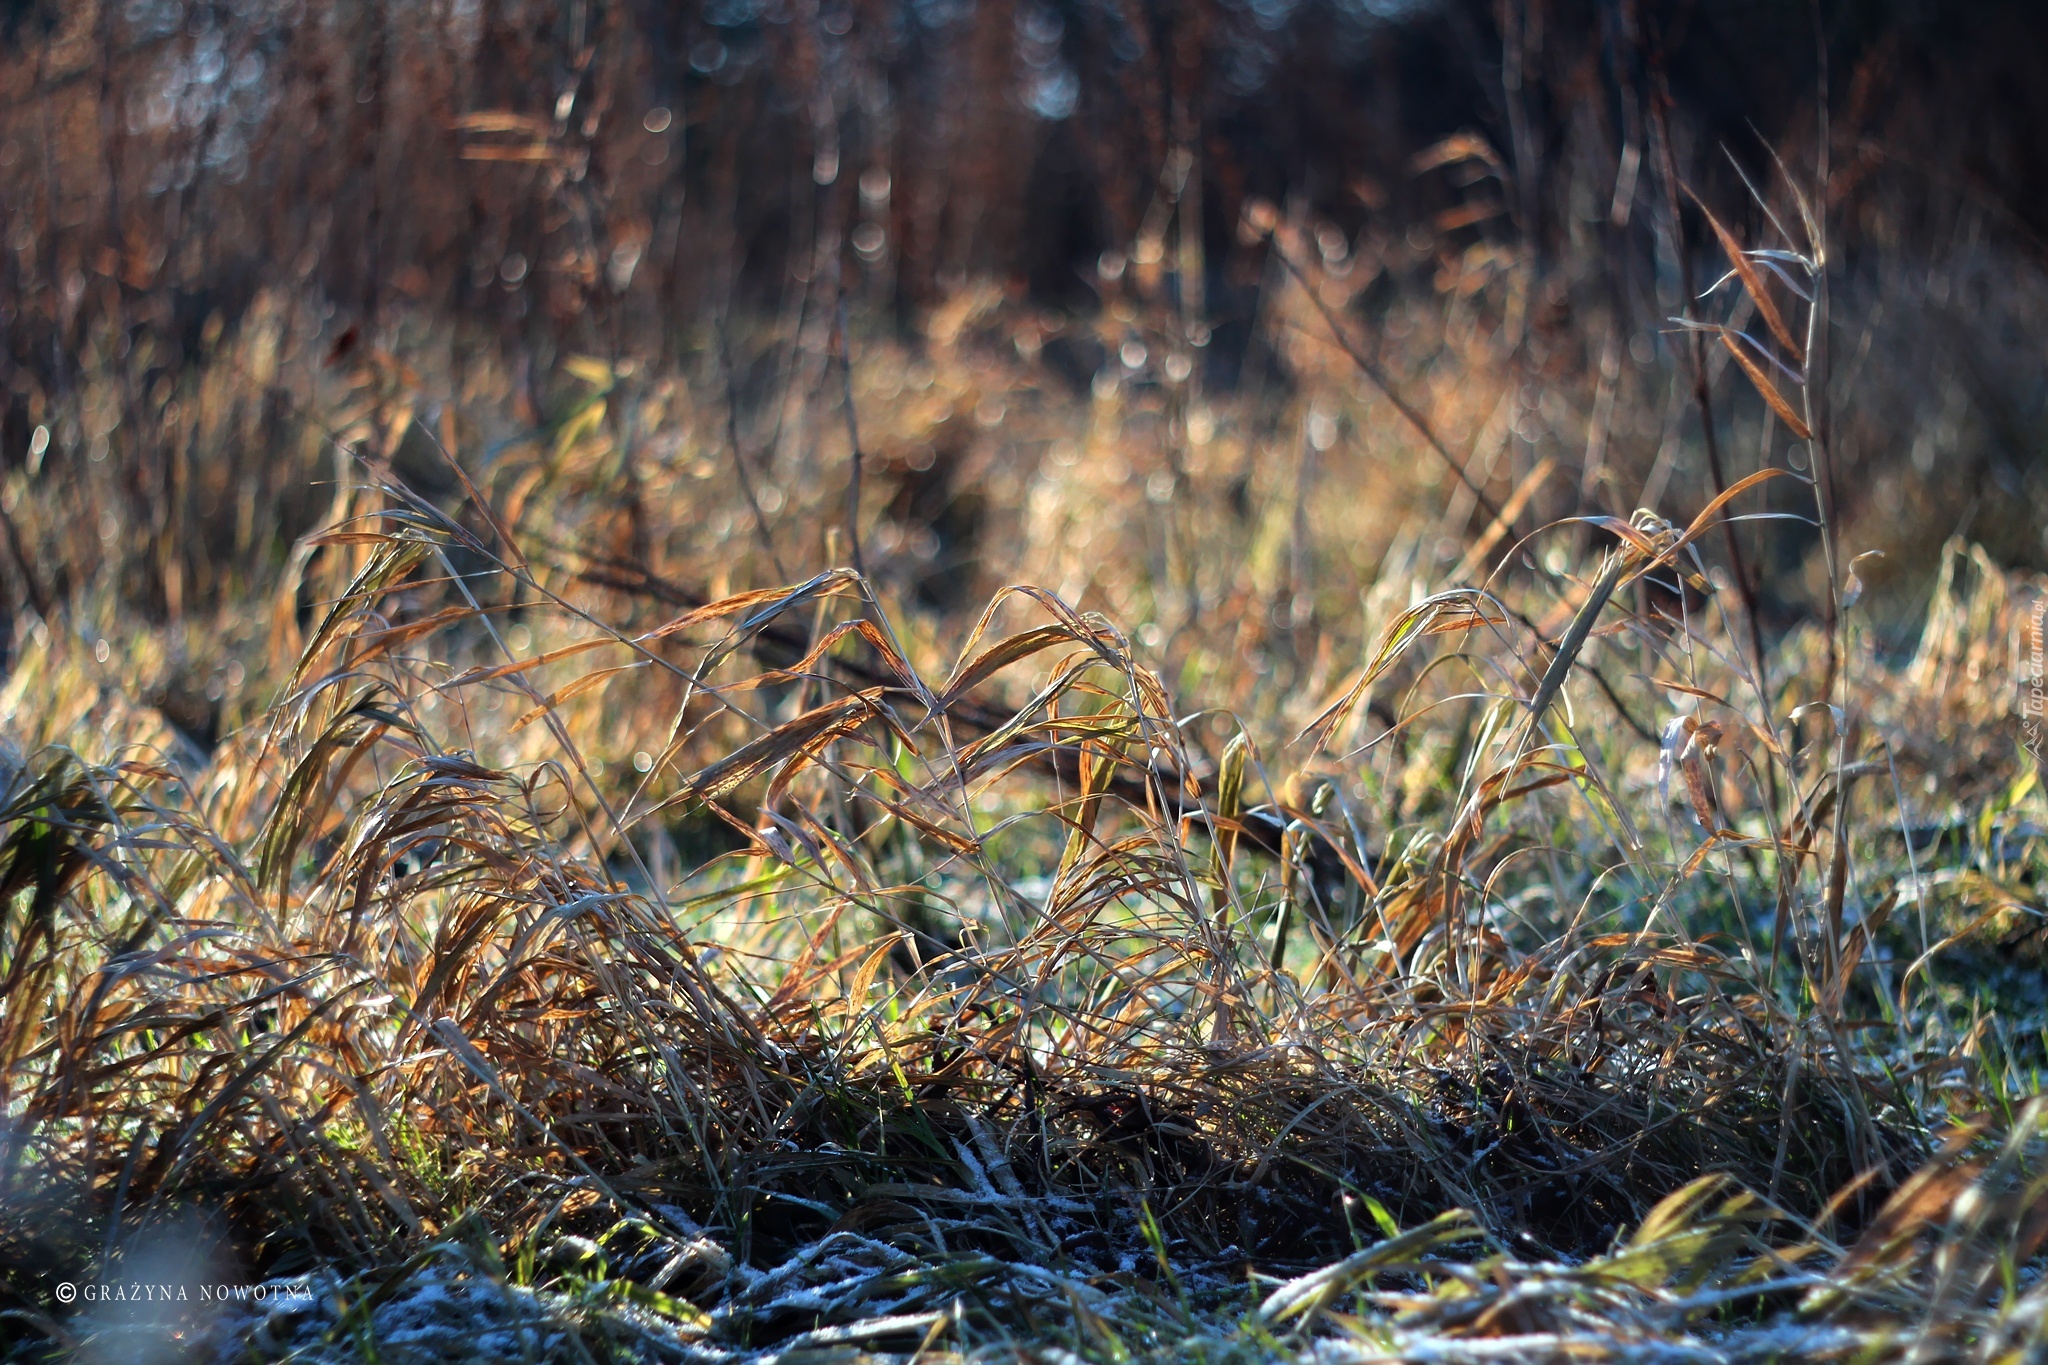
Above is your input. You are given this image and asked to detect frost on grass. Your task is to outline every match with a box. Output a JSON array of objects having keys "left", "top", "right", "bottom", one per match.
[{"left": 6, "top": 465, "right": 2048, "bottom": 1365}]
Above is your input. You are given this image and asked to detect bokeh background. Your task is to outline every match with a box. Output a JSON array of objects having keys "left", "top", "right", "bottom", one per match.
[{"left": 2, "top": 0, "right": 2046, "bottom": 729}]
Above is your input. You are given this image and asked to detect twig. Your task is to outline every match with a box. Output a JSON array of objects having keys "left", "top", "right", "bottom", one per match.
[
  {"left": 1647, "top": 64, "right": 1774, "bottom": 742},
  {"left": 0, "top": 498, "right": 53, "bottom": 623},
  {"left": 720, "top": 332, "right": 790, "bottom": 582},
  {"left": 1266, "top": 239, "right": 1505, "bottom": 527},
  {"left": 835, "top": 290, "right": 867, "bottom": 578}
]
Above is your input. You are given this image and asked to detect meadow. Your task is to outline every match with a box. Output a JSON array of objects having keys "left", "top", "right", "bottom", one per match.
[{"left": 5, "top": 1, "right": 2048, "bottom": 1360}]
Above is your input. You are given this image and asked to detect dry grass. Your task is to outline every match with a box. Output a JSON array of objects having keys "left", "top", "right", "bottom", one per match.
[{"left": 4, "top": 168, "right": 2048, "bottom": 1365}]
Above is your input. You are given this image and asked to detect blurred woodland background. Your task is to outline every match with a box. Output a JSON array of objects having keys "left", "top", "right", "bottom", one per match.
[{"left": 2, "top": 0, "right": 2047, "bottom": 721}]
